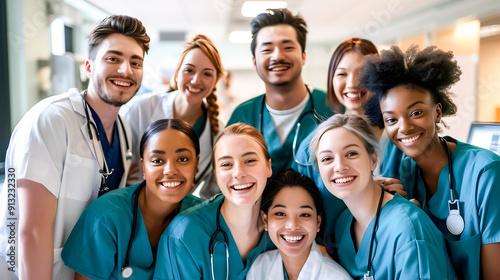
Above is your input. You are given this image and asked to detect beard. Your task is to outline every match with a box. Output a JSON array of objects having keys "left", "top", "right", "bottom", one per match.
[{"left": 93, "top": 78, "right": 137, "bottom": 107}]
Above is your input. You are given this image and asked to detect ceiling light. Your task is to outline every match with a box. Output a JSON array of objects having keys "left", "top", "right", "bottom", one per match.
[
  {"left": 480, "top": 25, "right": 500, "bottom": 38},
  {"left": 241, "top": 1, "right": 288, "bottom": 17},
  {"left": 229, "top": 31, "right": 252, "bottom": 43}
]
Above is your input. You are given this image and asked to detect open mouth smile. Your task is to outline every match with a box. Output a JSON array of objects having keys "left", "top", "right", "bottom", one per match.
[
  {"left": 281, "top": 235, "right": 304, "bottom": 243},
  {"left": 160, "top": 181, "right": 182, "bottom": 188},
  {"left": 398, "top": 134, "right": 422, "bottom": 145},
  {"left": 231, "top": 183, "right": 254, "bottom": 190}
]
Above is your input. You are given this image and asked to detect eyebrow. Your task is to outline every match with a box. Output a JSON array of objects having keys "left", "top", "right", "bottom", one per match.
[
  {"left": 149, "top": 148, "right": 191, "bottom": 155},
  {"left": 272, "top": 204, "right": 314, "bottom": 210},
  {"left": 382, "top": 101, "right": 425, "bottom": 114},
  {"left": 216, "top": 151, "right": 258, "bottom": 162},
  {"left": 184, "top": 63, "right": 215, "bottom": 72},
  {"left": 105, "top": 50, "right": 143, "bottom": 61},
  {"left": 318, "top": 143, "right": 360, "bottom": 155},
  {"left": 260, "top": 39, "right": 294, "bottom": 47}
]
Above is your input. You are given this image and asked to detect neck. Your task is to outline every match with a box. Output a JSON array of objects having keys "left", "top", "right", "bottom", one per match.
[
  {"left": 220, "top": 198, "right": 263, "bottom": 233},
  {"left": 281, "top": 245, "right": 311, "bottom": 280},
  {"left": 344, "top": 182, "right": 382, "bottom": 230},
  {"left": 414, "top": 136, "right": 451, "bottom": 195},
  {"left": 85, "top": 90, "right": 119, "bottom": 142},
  {"left": 264, "top": 78, "right": 308, "bottom": 110},
  {"left": 174, "top": 93, "right": 203, "bottom": 126}
]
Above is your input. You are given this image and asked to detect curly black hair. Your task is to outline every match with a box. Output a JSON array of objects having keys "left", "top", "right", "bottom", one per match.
[{"left": 359, "top": 45, "right": 461, "bottom": 128}]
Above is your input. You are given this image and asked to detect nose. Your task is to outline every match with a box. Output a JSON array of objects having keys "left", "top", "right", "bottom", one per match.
[
  {"left": 191, "top": 73, "right": 200, "bottom": 84},
  {"left": 270, "top": 47, "right": 285, "bottom": 61},
  {"left": 163, "top": 160, "right": 178, "bottom": 176},
  {"left": 232, "top": 162, "right": 246, "bottom": 179},
  {"left": 334, "top": 157, "right": 349, "bottom": 173},
  {"left": 285, "top": 216, "right": 299, "bottom": 230},
  {"left": 346, "top": 73, "right": 358, "bottom": 89},
  {"left": 118, "top": 60, "right": 133, "bottom": 76},
  {"left": 399, "top": 117, "right": 414, "bottom": 134}
]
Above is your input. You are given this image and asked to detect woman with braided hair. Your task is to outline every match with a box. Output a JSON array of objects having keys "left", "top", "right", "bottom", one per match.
[
  {"left": 359, "top": 45, "right": 500, "bottom": 279},
  {"left": 122, "top": 34, "right": 225, "bottom": 199}
]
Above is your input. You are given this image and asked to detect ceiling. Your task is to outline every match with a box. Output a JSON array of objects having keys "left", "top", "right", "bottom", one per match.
[{"left": 82, "top": 0, "right": 453, "bottom": 44}]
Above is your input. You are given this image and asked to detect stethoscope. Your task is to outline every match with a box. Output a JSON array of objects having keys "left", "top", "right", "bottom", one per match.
[
  {"left": 120, "top": 183, "right": 143, "bottom": 278},
  {"left": 82, "top": 90, "right": 132, "bottom": 196},
  {"left": 258, "top": 85, "right": 321, "bottom": 167},
  {"left": 364, "top": 185, "right": 384, "bottom": 280},
  {"left": 410, "top": 137, "right": 465, "bottom": 236},
  {"left": 209, "top": 198, "right": 229, "bottom": 280}
]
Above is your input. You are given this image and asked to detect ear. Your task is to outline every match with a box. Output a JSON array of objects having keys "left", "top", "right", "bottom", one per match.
[
  {"left": 316, "top": 214, "right": 322, "bottom": 233},
  {"left": 435, "top": 103, "right": 443, "bottom": 124},
  {"left": 266, "top": 158, "right": 273, "bottom": 179},
  {"left": 140, "top": 158, "right": 145, "bottom": 180},
  {"left": 261, "top": 210, "right": 269, "bottom": 231},
  {"left": 252, "top": 56, "right": 256, "bottom": 67},
  {"left": 301, "top": 51, "right": 306, "bottom": 66},
  {"left": 370, "top": 150, "right": 378, "bottom": 172},
  {"left": 84, "top": 60, "right": 92, "bottom": 77}
]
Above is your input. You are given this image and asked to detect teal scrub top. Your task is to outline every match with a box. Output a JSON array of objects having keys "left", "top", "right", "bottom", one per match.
[
  {"left": 335, "top": 194, "right": 456, "bottom": 279},
  {"left": 153, "top": 195, "right": 275, "bottom": 280},
  {"left": 227, "top": 88, "right": 333, "bottom": 177},
  {"left": 400, "top": 136, "right": 500, "bottom": 279},
  {"left": 291, "top": 132, "right": 405, "bottom": 243},
  {"left": 61, "top": 182, "right": 203, "bottom": 280}
]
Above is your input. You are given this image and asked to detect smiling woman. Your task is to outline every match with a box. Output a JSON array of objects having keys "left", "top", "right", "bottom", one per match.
[
  {"left": 247, "top": 169, "right": 352, "bottom": 280},
  {"left": 310, "top": 114, "right": 456, "bottom": 279},
  {"left": 61, "top": 119, "right": 203, "bottom": 279},
  {"left": 359, "top": 45, "right": 500, "bottom": 279},
  {"left": 153, "top": 123, "right": 275, "bottom": 280}
]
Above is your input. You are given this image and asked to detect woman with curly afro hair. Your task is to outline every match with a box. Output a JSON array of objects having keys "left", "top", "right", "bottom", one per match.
[{"left": 359, "top": 45, "right": 500, "bottom": 279}]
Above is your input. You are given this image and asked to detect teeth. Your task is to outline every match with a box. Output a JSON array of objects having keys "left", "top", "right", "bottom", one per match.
[
  {"left": 283, "top": 235, "right": 303, "bottom": 243},
  {"left": 113, "top": 80, "right": 131, "bottom": 87},
  {"left": 161, "top": 181, "right": 181, "bottom": 188},
  {"left": 334, "top": 177, "right": 354, "bottom": 184},
  {"left": 232, "top": 183, "right": 253, "bottom": 190},
  {"left": 188, "top": 88, "right": 202, "bottom": 93},
  {"left": 270, "top": 66, "right": 288, "bottom": 71},
  {"left": 345, "top": 92, "right": 359, "bottom": 99},
  {"left": 401, "top": 135, "right": 421, "bottom": 144}
]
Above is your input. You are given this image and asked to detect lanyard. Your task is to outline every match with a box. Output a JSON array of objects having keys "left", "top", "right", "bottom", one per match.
[{"left": 364, "top": 185, "right": 385, "bottom": 280}]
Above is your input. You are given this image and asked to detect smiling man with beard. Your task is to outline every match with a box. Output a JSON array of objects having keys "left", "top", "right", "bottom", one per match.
[
  {"left": 0, "top": 15, "right": 149, "bottom": 280},
  {"left": 228, "top": 8, "right": 333, "bottom": 177}
]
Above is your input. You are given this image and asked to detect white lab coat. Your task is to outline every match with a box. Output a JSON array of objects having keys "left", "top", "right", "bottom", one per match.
[
  {"left": 121, "top": 90, "right": 222, "bottom": 198},
  {"left": 0, "top": 88, "right": 132, "bottom": 279},
  {"left": 246, "top": 241, "right": 352, "bottom": 280}
]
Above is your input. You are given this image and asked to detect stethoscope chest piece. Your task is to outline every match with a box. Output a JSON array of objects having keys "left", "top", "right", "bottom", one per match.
[
  {"left": 364, "top": 273, "right": 374, "bottom": 280},
  {"left": 121, "top": 266, "right": 133, "bottom": 278},
  {"left": 446, "top": 199, "right": 464, "bottom": 235}
]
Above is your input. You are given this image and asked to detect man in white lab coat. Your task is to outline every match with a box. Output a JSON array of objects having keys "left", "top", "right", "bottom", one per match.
[{"left": 0, "top": 15, "right": 149, "bottom": 280}]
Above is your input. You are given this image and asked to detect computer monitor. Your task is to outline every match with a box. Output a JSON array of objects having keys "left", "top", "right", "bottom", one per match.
[{"left": 467, "top": 122, "right": 500, "bottom": 155}]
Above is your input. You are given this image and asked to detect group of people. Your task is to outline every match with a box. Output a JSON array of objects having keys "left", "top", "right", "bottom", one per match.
[{"left": 0, "top": 7, "right": 499, "bottom": 280}]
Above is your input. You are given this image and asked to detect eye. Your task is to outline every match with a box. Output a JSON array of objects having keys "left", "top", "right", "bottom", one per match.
[
  {"left": 335, "top": 72, "right": 346, "bottom": 77},
  {"left": 150, "top": 157, "right": 163, "bottom": 165},
  {"left": 274, "top": 212, "right": 285, "bottom": 217},
  {"left": 106, "top": 57, "right": 118, "bottom": 62},
  {"left": 131, "top": 61, "right": 142, "bottom": 68},
  {"left": 220, "top": 162, "right": 232, "bottom": 168},
  {"left": 410, "top": 110, "right": 423, "bottom": 117},
  {"left": 183, "top": 68, "right": 193, "bottom": 73},
  {"left": 300, "top": 213, "right": 311, "bottom": 218},
  {"left": 245, "top": 158, "right": 258, "bottom": 164},
  {"left": 177, "top": 156, "right": 189, "bottom": 163},
  {"left": 320, "top": 156, "right": 333, "bottom": 163},
  {"left": 346, "top": 151, "right": 359, "bottom": 157},
  {"left": 385, "top": 117, "right": 397, "bottom": 125},
  {"left": 204, "top": 72, "right": 214, "bottom": 78}
]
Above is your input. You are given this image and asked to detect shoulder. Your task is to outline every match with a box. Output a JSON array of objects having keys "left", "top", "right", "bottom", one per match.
[
  {"left": 83, "top": 184, "right": 139, "bottom": 218},
  {"left": 121, "top": 91, "right": 173, "bottom": 116},
  {"left": 235, "top": 94, "right": 264, "bottom": 109},
  {"left": 310, "top": 88, "right": 333, "bottom": 118},
  {"left": 253, "top": 249, "right": 281, "bottom": 265},
  {"left": 165, "top": 195, "right": 222, "bottom": 238},
  {"left": 311, "top": 244, "right": 351, "bottom": 279}
]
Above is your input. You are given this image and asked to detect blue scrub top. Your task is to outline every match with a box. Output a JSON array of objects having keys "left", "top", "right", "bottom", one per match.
[
  {"left": 227, "top": 88, "right": 333, "bottom": 177},
  {"left": 153, "top": 195, "right": 275, "bottom": 280},
  {"left": 62, "top": 182, "right": 203, "bottom": 280},
  {"left": 291, "top": 132, "right": 405, "bottom": 243},
  {"left": 334, "top": 194, "right": 456, "bottom": 279},
  {"left": 400, "top": 136, "right": 500, "bottom": 279}
]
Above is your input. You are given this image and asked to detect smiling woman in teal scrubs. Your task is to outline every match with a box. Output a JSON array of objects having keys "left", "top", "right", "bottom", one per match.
[
  {"left": 359, "top": 45, "right": 500, "bottom": 279},
  {"left": 310, "top": 114, "right": 456, "bottom": 279},
  {"left": 154, "top": 123, "right": 275, "bottom": 280},
  {"left": 62, "top": 119, "right": 202, "bottom": 279}
]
